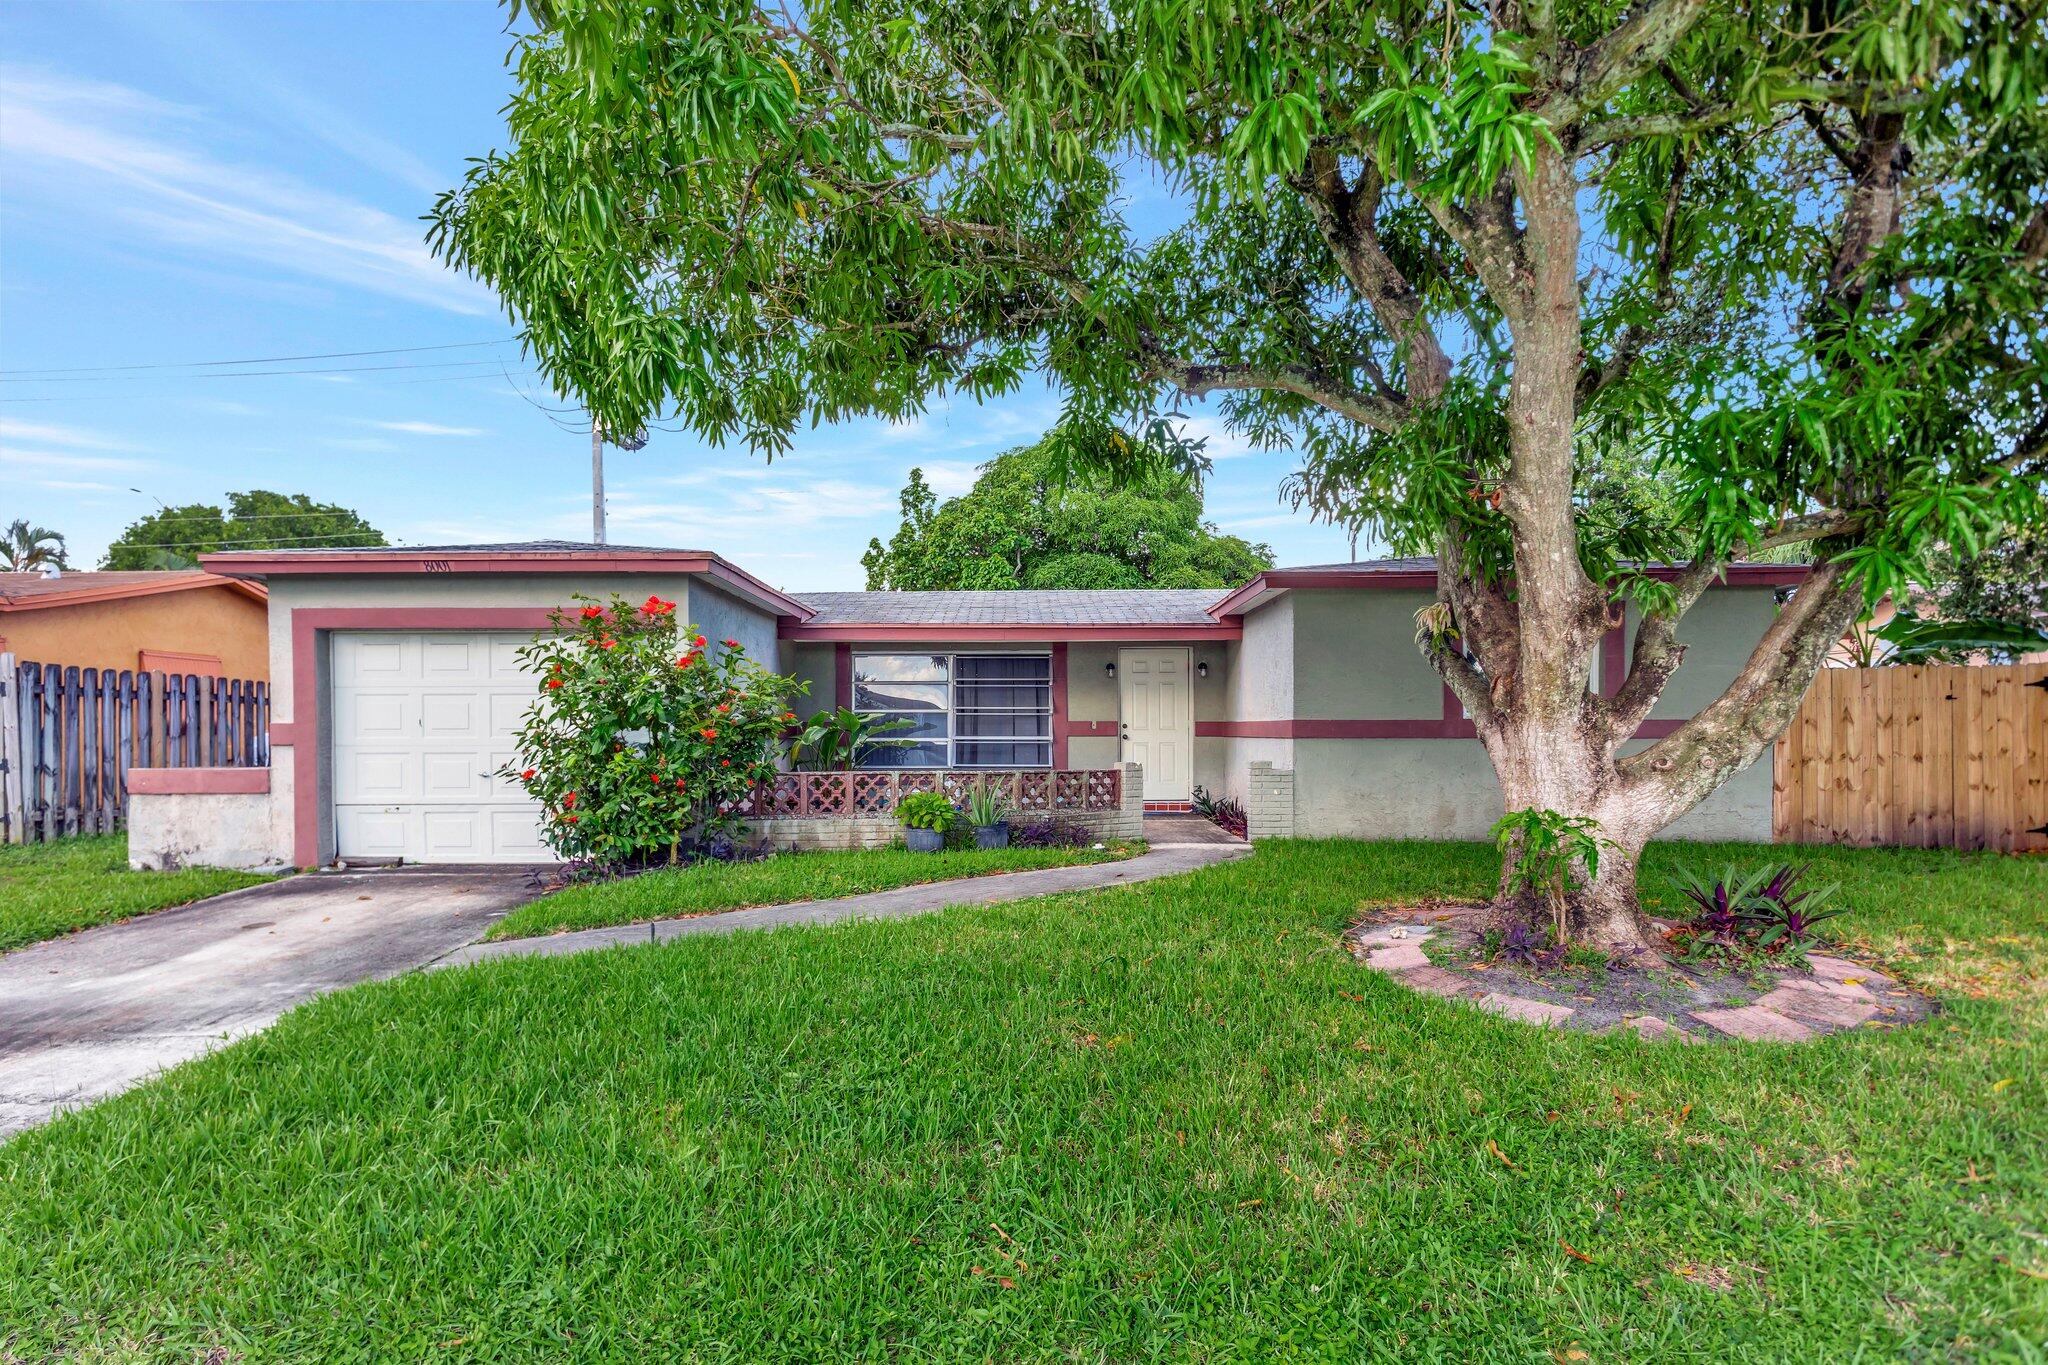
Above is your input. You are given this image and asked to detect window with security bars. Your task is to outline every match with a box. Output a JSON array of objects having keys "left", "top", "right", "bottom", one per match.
[{"left": 853, "top": 653, "right": 1052, "bottom": 768}]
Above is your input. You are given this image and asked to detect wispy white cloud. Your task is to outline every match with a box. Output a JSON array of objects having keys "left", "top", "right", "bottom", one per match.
[
  {"left": 0, "top": 418, "right": 137, "bottom": 451},
  {"left": 114, "top": 2, "right": 454, "bottom": 198},
  {"left": 365, "top": 420, "right": 487, "bottom": 437},
  {"left": 918, "top": 459, "right": 982, "bottom": 497},
  {"left": 0, "top": 446, "right": 152, "bottom": 474},
  {"left": 0, "top": 65, "right": 493, "bottom": 315}
]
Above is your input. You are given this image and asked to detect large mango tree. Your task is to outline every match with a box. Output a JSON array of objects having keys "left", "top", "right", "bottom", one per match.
[{"left": 432, "top": 0, "right": 2048, "bottom": 954}]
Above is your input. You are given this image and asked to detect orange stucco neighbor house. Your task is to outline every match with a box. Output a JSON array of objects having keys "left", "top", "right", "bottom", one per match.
[{"left": 0, "top": 571, "right": 270, "bottom": 679}]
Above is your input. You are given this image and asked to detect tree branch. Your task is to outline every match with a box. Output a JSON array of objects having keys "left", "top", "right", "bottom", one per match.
[
  {"left": 1144, "top": 350, "right": 1413, "bottom": 433},
  {"left": 1539, "top": 0, "right": 1712, "bottom": 131},
  {"left": 1289, "top": 151, "right": 1454, "bottom": 404}
]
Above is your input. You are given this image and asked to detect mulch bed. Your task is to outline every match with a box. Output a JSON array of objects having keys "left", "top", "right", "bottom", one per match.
[{"left": 1347, "top": 901, "right": 1936, "bottom": 1043}]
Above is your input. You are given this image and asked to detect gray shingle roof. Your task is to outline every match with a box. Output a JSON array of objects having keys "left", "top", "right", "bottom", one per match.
[
  {"left": 791, "top": 589, "right": 1228, "bottom": 626},
  {"left": 239, "top": 540, "right": 717, "bottom": 556}
]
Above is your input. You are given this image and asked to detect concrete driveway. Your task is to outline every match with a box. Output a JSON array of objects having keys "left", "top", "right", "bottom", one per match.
[{"left": 0, "top": 867, "right": 545, "bottom": 1138}]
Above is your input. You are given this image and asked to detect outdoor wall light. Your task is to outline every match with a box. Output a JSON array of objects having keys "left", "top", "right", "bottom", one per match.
[
  {"left": 1104, "top": 661, "right": 1117, "bottom": 676},
  {"left": 1197, "top": 661, "right": 1209, "bottom": 678}
]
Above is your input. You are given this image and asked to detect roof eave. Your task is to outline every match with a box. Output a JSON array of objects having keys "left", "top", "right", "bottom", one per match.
[
  {"left": 778, "top": 621, "right": 1241, "bottom": 642},
  {"left": 0, "top": 573, "right": 267, "bottom": 613},
  {"left": 199, "top": 548, "right": 815, "bottom": 621},
  {"left": 1208, "top": 562, "right": 1812, "bottom": 618}
]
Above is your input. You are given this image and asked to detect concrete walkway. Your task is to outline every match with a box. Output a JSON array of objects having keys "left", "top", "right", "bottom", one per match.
[
  {"left": 0, "top": 867, "right": 544, "bottom": 1137},
  {"left": 441, "top": 843, "right": 1249, "bottom": 968}
]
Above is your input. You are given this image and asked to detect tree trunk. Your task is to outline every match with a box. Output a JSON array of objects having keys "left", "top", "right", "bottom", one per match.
[{"left": 1484, "top": 711, "right": 1666, "bottom": 959}]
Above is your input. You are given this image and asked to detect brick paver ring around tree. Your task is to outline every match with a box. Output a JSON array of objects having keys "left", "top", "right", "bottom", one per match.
[{"left": 1348, "top": 910, "right": 1934, "bottom": 1042}]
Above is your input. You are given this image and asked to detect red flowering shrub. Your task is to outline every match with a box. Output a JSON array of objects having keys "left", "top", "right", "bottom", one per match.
[{"left": 502, "top": 593, "right": 805, "bottom": 865}]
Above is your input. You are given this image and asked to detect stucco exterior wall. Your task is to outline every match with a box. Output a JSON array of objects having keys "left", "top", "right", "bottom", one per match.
[
  {"left": 1271, "top": 585, "right": 1783, "bottom": 843},
  {"left": 127, "top": 789, "right": 289, "bottom": 871},
  {"left": 1214, "top": 596, "right": 1295, "bottom": 801},
  {"left": 689, "top": 581, "right": 780, "bottom": 664},
  {"left": 1, "top": 586, "right": 269, "bottom": 679},
  {"left": 1291, "top": 589, "right": 1441, "bottom": 718},
  {"left": 782, "top": 640, "right": 838, "bottom": 714},
  {"left": 1630, "top": 587, "right": 1780, "bottom": 718}
]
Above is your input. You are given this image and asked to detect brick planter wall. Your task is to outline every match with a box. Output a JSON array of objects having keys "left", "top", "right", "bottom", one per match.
[{"left": 1246, "top": 761, "right": 1295, "bottom": 840}]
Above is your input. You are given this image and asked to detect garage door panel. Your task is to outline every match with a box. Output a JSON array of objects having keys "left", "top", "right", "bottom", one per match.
[
  {"left": 335, "top": 635, "right": 413, "bottom": 681},
  {"left": 334, "top": 630, "right": 549, "bottom": 863},
  {"left": 421, "top": 751, "right": 493, "bottom": 799},
  {"left": 489, "top": 637, "right": 535, "bottom": 677},
  {"left": 336, "top": 806, "right": 413, "bottom": 860},
  {"left": 487, "top": 691, "right": 532, "bottom": 735},
  {"left": 335, "top": 747, "right": 417, "bottom": 802},
  {"left": 421, "top": 636, "right": 491, "bottom": 680},
  {"left": 489, "top": 809, "right": 553, "bottom": 860},
  {"left": 335, "top": 690, "right": 413, "bottom": 741}
]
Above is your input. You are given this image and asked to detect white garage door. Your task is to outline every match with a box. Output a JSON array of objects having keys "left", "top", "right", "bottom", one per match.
[{"left": 331, "top": 632, "right": 552, "bottom": 863}]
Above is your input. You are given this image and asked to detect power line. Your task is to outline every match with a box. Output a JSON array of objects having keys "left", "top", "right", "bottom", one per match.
[
  {"left": 1, "top": 339, "right": 518, "bottom": 378},
  {"left": 4, "top": 358, "right": 522, "bottom": 384},
  {"left": 108, "top": 532, "right": 393, "bottom": 549}
]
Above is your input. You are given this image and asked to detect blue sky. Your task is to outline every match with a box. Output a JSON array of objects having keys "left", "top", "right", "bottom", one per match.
[{"left": 0, "top": 1, "right": 1354, "bottom": 589}]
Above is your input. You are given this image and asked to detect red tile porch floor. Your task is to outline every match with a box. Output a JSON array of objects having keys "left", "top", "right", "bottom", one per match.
[{"left": 1143, "top": 814, "right": 1245, "bottom": 846}]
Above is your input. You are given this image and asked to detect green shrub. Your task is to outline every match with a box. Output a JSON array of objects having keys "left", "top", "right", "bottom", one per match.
[
  {"left": 895, "top": 791, "right": 958, "bottom": 831},
  {"left": 503, "top": 593, "right": 805, "bottom": 865}
]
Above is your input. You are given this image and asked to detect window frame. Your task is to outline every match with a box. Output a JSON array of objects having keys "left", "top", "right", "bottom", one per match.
[{"left": 852, "top": 649, "right": 1054, "bottom": 769}]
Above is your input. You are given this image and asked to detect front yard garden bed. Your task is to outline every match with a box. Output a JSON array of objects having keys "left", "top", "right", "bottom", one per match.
[
  {"left": 485, "top": 841, "right": 1139, "bottom": 940},
  {"left": 1347, "top": 900, "right": 1936, "bottom": 1042}
]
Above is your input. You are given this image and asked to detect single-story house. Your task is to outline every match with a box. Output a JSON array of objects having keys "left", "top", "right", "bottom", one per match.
[
  {"left": 0, "top": 570, "right": 270, "bottom": 679},
  {"left": 128, "top": 541, "right": 1802, "bottom": 869}
]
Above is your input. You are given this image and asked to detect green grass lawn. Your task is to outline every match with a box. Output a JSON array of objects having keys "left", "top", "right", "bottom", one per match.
[
  {"left": 0, "top": 834, "right": 275, "bottom": 954},
  {"left": 487, "top": 842, "right": 1139, "bottom": 940},
  {"left": 2, "top": 840, "right": 2042, "bottom": 1360}
]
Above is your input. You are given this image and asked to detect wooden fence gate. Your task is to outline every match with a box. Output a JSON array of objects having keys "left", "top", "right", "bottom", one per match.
[
  {"left": 1773, "top": 663, "right": 2048, "bottom": 852},
  {"left": 0, "top": 653, "right": 270, "bottom": 844}
]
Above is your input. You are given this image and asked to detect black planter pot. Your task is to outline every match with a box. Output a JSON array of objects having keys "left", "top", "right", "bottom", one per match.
[
  {"left": 973, "top": 821, "right": 1011, "bottom": 850},
  {"left": 903, "top": 827, "right": 945, "bottom": 853}
]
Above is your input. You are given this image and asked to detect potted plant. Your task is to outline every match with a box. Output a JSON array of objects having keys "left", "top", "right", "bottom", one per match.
[
  {"left": 895, "top": 791, "right": 957, "bottom": 852},
  {"left": 965, "top": 785, "right": 1011, "bottom": 849}
]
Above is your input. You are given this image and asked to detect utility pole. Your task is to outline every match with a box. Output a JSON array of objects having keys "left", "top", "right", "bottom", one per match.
[{"left": 590, "top": 414, "right": 607, "bottom": 545}]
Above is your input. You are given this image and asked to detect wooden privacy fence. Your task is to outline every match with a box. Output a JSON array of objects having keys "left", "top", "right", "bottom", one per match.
[
  {"left": 0, "top": 654, "right": 270, "bottom": 843},
  {"left": 1773, "top": 663, "right": 2048, "bottom": 852}
]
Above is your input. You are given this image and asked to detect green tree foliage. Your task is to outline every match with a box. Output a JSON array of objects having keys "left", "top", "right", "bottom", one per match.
[
  {"left": 432, "top": 0, "right": 2048, "bottom": 943},
  {"left": 1917, "top": 537, "right": 2048, "bottom": 663},
  {"left": 2, "top": 520, "right": 69, "bottom": 573},
  {"left": 505, "top": 594, "right": 805, "bottom": 864},
  {"left": 102, "top": 491, "right": 386, "bottom": 570},
  {"left": 861, "top": 444, "right": 1272, "bottom": 590}
]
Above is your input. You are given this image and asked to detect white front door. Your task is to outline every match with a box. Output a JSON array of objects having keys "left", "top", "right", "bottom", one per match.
[
  {"left": 1118, "top": 647, "right": 1193, "bottom": 802},
  {"left": 331, "top": 631, "right": 552, "bottom": 863}
]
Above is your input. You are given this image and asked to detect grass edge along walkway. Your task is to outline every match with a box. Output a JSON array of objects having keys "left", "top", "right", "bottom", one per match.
[
  {"left": 451, "top": 843, "right": 1243, "bottom": 964},
  {"left": 485, "top": 842, "right": 1143, "bottom": 941}
]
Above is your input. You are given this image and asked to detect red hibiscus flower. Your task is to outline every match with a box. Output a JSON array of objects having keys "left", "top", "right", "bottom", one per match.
[
  {"left": 642, "top": 595, "right": 676, "bottom": 617},
  {"left": 692, "top": 634, "right": 707, "bottom": 647},
  {"left": 676, "top": 654, "right": 696, "bottom": 669},
  {"left": 521, "top": 768, "right": 537, "bottom": 781},
  {"left": 545, "top": 678, "right": 564, "bottom": 690},
  {"left": 563, "top": 791, "right": 577, "bottom": 808},
  {"left": 720, "top": 638, "right": 740, "bottom": 649},
  {"left": 563, "top": 813, "right": 580, "bottom": 824},
  {"left": 650, "top": 773, "right": 664, "bottom": 785},
  {"left": 720, "top": 759, "right": 731, "bottom": 767},
  {"left": 674, "top": 777, "right": 686, "bottom": 789},
  {"left": 579, "top": 605, "right": 605, "bottom": 621},
  {"left": 715, "top": 703, "right": 730, "bottom": 713},
  {"left": 699, "top": 727, "right": 718, "bottom": 740}
]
